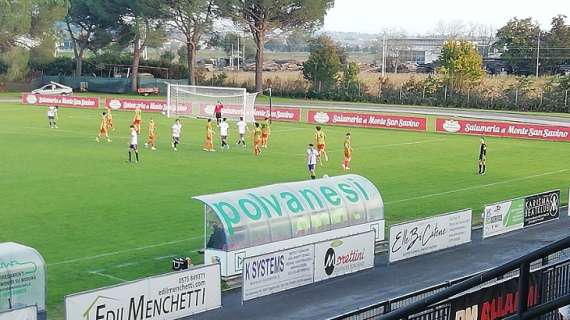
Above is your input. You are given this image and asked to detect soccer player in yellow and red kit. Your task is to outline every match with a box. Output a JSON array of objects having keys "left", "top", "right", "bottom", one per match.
[
  {"left": 203, "top": 119, "right": 215, "bottom": 152},
  {"left": 132, "top": 108, "right": 142, "bottom": 134},
  {"left": 145, "top": 118, "right": 157, "bottom": 150},
  {"left": 343, "top": 133, "right": 352, "bottom": 170},
  {"left": 253, "top": 122, "right": 262, "bottom": 156},
  {"left": 96, "top": 112, "right": 111, "bottom": 142},
  {"left": 315, "top": 126, "right": 328, "bottom": 164}
]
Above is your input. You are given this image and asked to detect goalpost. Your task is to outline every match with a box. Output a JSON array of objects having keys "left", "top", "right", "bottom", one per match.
[{"left": 166, "top": 84, "right": 258, "bottom": 122}]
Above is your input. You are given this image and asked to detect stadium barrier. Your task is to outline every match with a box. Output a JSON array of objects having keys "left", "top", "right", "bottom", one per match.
[
  {"left": 104, "top": 97, "right": 303, "bottom": 121},
  {"left": 64, "top": 264, "right": 221, "bottom": 320},
  {"left": 483, "top": 190, "right": 560, "bottom": 239},
  {"left": 20, "top": 93, "right": 99, "bottom": 109},
  {"left": 328, "top": 247, "right": 570, "bottom": 320},
  {"left": 388, "top": 209, "right": 472, "bottom": 263},
  {"left": 242, "top": 231, "right": 375, "bottom": 302},
  {"left": 307, "top": 110, "right": 427, "bottom": 131},
  {"left": 436, "top": 118, "right": 570, "bottom": 142},
  {"left": 105, "top": 97, "right": 175, "bottom": 113},
  {"left": 196, "top": 103, "right": 301, "bottom": 122},
  {"left": 40, "top": 76, "right": 189, "bottom": 94},
  {"left": 0, "top": 243, "right": 46, "bottom": 320}
]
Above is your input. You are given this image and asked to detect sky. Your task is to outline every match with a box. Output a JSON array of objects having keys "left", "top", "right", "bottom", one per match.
[{"left": 323, "top": 0, "right": 569, "bottom": 35}]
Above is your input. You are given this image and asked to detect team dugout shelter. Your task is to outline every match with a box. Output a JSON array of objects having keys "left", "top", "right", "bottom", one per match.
[
  {"left": 0, "top": 242, "right": 46, "bottom": 320},
  {"left": 193, "top": 174, "right": 385, "bottom": 277}
]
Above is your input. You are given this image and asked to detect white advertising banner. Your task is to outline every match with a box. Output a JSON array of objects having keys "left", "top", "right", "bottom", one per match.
[
  {"left": 483, "top": 199, "right": 524, "bottom": 238},
  {"left": 242, "top": 245, "right": 314, "bottom": 301},
  {"left": 65, "top": 264, "right": 221, "bottom": 320},
  {"left": 0, "top": 306, "right": 37, "bottom": 320},
  {"left": 388, "top": 210, "right": 472, "bottom": 263},
  {"left": 313, "top": 231, "right": 375, "bottom": 283}
]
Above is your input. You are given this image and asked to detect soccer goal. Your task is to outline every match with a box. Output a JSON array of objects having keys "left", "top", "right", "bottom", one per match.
[{"left": 166, "top": 84, "right": 258, "bottom": 122}]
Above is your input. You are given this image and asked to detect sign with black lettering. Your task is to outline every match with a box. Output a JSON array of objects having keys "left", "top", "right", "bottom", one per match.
[
  {"left": 313, "top": 231, "right": 375, "bottom": 282},
  {"left": 389, "top": 210, "right": 472, "bottom": 263},
  {"left": 241, "top": 245, "right": 314, "bottom": 301},
  {"left": 65, "top": 264, "right": 221, "bottom": 320},
  {"left": 523, "top": 190, "right": 560, "bottom": 227}
]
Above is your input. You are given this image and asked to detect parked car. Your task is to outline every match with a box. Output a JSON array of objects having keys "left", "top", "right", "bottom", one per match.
[
  {"left": 137, "top": 87, "right": 160, "bottom": 96},
  {"left": 32, "top": 82, "right": 73, "bottom": 95}
]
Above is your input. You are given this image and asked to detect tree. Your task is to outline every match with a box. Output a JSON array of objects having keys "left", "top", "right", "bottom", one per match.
[
  {"left": 265, "top": 38, "right": 286, "bottom": 52},
  {"left": 221, "top": 33, "right": 257, "bottom": 60},
  {"left": 220, "top": 0, "right": 335, "bottom": 92},
  {"left": 302, "top": 36, "right": 342, "bottom": 92},
  {"left": 495, "top": 17, "right": 541, "bottom": 75},
  {"left": 341, "top": 62, "right": 359, "bottom": 94},
  {"left": 166, "top": 0, "right": 217, "bottom": 85},
  {"left": 286, "top": 30, "right": 310, "bottom": 52},
  {"left": 438, "top": 40, "right": 484, "bottom": 90},
  {"left": 544, "top": 15, "right": 570, "bottom": 73},
  {"left": 177, "top": 46, "right": 188, "bottom": 66},
  {"left": 65, "top": 0, "right": 116, "bottom": 77},
  {"left": 98, "top": 0, "right": 166, "bottom": 91},
  {"left": 0, "top": 0, "right": 67, "bottom": 80},
  {"left": 160, "top": 51, "right": 176, "bottom": 64}
]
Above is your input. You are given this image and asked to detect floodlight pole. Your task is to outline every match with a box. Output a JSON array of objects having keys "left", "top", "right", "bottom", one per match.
[
  {"left": 536, "top": 30, "right": 540, "bottom": 78},
  {"left": 382, "top": 34, "right": 386, "bottom": 77},
  {"left": 269, "top": 86, "right": 273, "bottom": 124}
]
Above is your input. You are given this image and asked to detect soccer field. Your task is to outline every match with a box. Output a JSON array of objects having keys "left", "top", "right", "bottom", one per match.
[{"left": 1, "top": 103, "right": 569, "bottom": 318}]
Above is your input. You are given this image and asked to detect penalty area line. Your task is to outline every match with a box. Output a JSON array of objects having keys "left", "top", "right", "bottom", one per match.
[
  {"left": 48, "top": 236, "right": 203, "bottom": 267},
  {"left": 89, "top": 270, "right": 128, "bottom": 283},
  {"left": 385, "top": 168, "right": 570, "bottom": 205}
]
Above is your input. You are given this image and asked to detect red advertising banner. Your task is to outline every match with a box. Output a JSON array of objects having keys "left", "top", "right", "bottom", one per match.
[
  {"left": 105, "top": 98, "right": 192, "bottom": 114},
  {"left": 436, "top": 118, "right": 570, "bottom": 142},
  {"left": 198, "top": 104, "right": 301, "bottom": 121},
  {"left": 307, "top": 110, "right": 427, "bottom": 131},
  {"left": 105, "top": 98, "right": 164, "bottom": 112},
  {"left": 255, "top": 106, "right": 301, "bottom": 121},
  {"left": 21, "top": 93, "right": 99, "bottom": 109}
]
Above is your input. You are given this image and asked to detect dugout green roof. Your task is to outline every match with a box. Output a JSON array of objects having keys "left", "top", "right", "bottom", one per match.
[{"left": 193, "top": 174, "right": 384, "bottom": 251}]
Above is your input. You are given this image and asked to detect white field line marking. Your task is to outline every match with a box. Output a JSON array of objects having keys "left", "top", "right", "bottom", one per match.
[
  {"left": 385, "top": 168, "right": 570, "bottom": 205},
  {"left": 111, "top": 262, "right": 138, "bottom": 269},
  {"left": 48, "top": 236, "right": 202, "bottom": 267},
  {"left": 89, "top": 271, "right": 128, "bottom": 283},
  {"left": 89, "top": 247, "right": 203, "bottom": 275},
  {"left": 154, "top": 254, "right": 179, "bottom": 261}
]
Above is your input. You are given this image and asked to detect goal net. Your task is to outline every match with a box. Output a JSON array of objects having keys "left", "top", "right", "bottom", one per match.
[{"left": 166, "top": 84, "right": 258, "bottom": 122}]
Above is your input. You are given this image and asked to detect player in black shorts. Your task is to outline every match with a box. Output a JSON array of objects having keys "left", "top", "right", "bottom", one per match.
[{"left": 478, "top": 138, "right": 487, "bottom": 175}]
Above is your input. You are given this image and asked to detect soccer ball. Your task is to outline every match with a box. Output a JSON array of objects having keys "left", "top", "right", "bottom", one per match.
[{"left": 322, "top": 174, "right": 329, "bottom": 179}]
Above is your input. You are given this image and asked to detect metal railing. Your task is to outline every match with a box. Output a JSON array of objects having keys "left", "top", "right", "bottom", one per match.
[{"left": 329, "top": 239, "right": 570, "bottom": 320}]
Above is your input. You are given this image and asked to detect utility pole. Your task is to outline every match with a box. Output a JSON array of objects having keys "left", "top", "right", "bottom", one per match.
[
  {"left": 237, "top": 36, "right": 240, "bottom": 72},
  {"left": 382, "top": 34, "right": 386, "bottom": 77},
  {"left": 230, "top": 43, "right": 234, "bottom": 70},
  {"left": 268, "top": 86, "right": 273, "bottom": 124},
  {"left": 536, "top": 30, "right": 540, "bottom": 78}
]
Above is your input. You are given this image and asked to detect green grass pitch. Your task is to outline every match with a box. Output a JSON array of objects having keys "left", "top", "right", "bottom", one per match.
[{"left": 1, "top": 103, "right": 569, "bottom": 318}]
